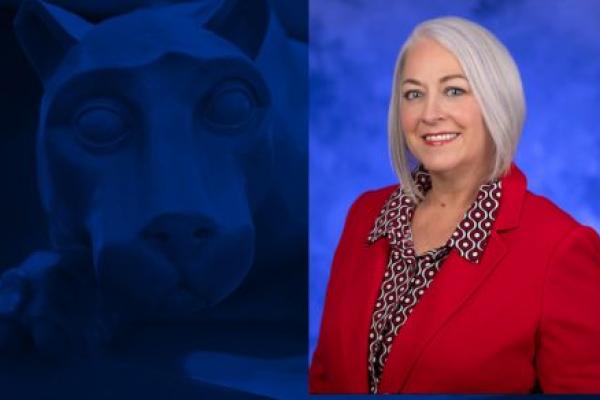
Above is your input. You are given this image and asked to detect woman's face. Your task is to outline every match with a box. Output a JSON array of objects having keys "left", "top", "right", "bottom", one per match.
[{"left": 399, "top": 38, "right": 493, "bottom": 178}]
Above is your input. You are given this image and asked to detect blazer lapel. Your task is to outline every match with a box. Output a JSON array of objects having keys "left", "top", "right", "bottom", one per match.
[
  {"left": 343, "top": 237, "right": 389, "bottom": 392},
  {"left": 378, "top": 222, "right": 509, "bottom": 393}
]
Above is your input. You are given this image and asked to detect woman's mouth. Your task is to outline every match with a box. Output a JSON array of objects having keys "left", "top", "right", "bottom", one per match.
[{"left": 422, "top": 132, "right": 460, "bottom": 146}]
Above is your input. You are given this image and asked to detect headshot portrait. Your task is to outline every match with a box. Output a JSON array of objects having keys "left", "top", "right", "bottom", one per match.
[{"left": 310, "top": 0, "right": 600, "bottom": 394}]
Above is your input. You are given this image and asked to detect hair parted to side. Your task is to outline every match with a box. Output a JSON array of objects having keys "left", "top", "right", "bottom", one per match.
[{"left": 388, "top": 16, "right": 526, "bottom": 203}]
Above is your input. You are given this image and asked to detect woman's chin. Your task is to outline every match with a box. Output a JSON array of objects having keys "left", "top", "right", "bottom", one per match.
[{"left": 419, "top": 157, "right": 462, "bottom": 175}]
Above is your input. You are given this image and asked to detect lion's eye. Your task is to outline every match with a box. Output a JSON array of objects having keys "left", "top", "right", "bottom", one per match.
[
  {"left": 75, "top": 103, "right": 129, "bottom": 148},
  {"left": 203, "top": 81, "right": 257, "bottom": 130}
]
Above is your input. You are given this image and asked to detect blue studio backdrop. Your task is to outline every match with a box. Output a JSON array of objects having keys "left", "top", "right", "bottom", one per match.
[
  {"left": 310, "top": 0, "right": 600, "bottom": 360},
  {"left": 0, "top": 0, "right": 307, "bottom": 398}
]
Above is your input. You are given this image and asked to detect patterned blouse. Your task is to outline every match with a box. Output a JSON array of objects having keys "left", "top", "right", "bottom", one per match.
[{"left": 365, "top": 168, "right": 502, "bottom": 394}]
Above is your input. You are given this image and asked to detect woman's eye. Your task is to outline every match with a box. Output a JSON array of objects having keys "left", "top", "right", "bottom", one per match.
[
  {"left": 445, "top": 87, "right": 465, "bottom": 96},
  {"left": 403, "top": 90, "right": 422, "bottom": 100},
  {"left": 75, "top": 103, "right": 129, "bottom": 148},
  {"left": 204, "top": 81, "right": 257, "bottom": 130}
]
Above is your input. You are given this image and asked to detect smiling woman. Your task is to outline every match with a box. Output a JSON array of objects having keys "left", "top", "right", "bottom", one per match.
[{"left": 309, "top": 16, "right": 600, "bottom": 394}]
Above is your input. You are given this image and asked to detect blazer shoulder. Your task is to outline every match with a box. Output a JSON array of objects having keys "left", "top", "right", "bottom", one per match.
[
  {"left": 520, "top": 190, "right": 592, "bottom": 240},
  {"left": 523, "top": 191, "right": 578, "bottom": 226},
  {"left": 339, "top": 184, "right": 399, "bottom": 239},
  {"left": 349, "top": 184, "right": 398, "bottom": 219}
]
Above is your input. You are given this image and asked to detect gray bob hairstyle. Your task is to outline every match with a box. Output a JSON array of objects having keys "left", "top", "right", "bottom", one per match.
[{"left": 388, "top": 16, "right": 526, "bottom": 202}]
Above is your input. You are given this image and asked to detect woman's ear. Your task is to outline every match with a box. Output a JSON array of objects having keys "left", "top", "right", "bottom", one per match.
[{"left": 14, "top": 0, "right": 93, "bottom": 83}]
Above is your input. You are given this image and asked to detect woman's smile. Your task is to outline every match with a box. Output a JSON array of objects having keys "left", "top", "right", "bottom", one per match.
[{"left": 422, "top": 132, "right": 461, "bottom": 146}]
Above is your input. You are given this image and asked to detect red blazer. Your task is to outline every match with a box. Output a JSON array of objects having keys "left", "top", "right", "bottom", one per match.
[{"left": 310, "top": 164, "right": 600, "bottom": 394}]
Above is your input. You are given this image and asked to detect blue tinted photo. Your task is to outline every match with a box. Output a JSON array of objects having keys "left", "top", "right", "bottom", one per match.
[{"left": 0, "top": 0, "right": 307, "bottom": 398}]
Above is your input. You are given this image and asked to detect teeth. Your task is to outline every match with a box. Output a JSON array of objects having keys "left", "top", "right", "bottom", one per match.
[{"left": 424, "top": 132, "right": 458, "bottom": 142}]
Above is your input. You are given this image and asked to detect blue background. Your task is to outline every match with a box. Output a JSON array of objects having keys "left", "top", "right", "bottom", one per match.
[{"left": 310, "top": 0, "right": 600, "bottom": 360}]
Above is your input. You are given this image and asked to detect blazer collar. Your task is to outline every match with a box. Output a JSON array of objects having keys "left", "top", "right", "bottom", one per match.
[
  {"left": 368, "top": 162, "right": 527, "bottom": 237},
  {"left": 494, "top": 163, "right": 528, "bottom": 232}
]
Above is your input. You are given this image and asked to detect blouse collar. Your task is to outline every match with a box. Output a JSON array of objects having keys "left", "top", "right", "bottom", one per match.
[{"left": 367, "top": 167, "right": 502, "bottom": 264}]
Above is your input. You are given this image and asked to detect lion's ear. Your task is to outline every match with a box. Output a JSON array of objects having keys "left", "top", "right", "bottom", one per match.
[
  {"left": 14, "top": 0, "right": 93, "bottom": 83},
  {"left": 204, "top": 0, "right": 270, "bottom": 60}
]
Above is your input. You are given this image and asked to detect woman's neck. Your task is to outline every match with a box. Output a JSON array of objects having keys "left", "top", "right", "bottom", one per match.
[{"left": 422, "top": 168, "right": 488, "bottom": 210}]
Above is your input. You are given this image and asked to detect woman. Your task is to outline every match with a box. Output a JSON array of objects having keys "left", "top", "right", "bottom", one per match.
[{"left": 309, "top": 17, "right": 600, "bottom": 394}]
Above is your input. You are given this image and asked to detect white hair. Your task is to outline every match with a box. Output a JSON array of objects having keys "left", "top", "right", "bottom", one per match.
[{"left": 388, "top": 16, "right": 526, "bottom": 202}]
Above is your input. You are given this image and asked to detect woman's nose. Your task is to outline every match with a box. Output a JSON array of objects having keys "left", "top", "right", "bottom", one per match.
[{"left": 420, "top": 94, "right": 445, "bottom": 124}]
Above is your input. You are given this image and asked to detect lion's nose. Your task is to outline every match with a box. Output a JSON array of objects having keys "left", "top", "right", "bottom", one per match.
[{"left": 140, "top": 213, "right": 217, "bottom": 244}]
